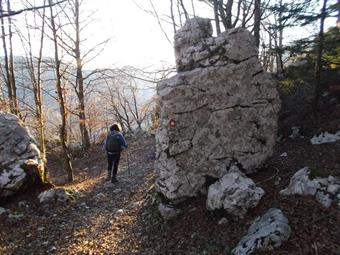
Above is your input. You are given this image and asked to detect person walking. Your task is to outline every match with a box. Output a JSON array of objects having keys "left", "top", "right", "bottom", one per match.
[{"left": 104, "top": 124, "right": 128, "bottom": 183}]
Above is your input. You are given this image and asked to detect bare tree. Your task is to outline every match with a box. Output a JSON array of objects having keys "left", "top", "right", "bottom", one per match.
[
  {"left": 18, "top": 1, "right": 48, "bottom": 163},
  {"left": 48, "top": 0, "right": 73, "bottom": 182},
  {"left": 0, "top": 0, "right": 19, "bottom": 115}
]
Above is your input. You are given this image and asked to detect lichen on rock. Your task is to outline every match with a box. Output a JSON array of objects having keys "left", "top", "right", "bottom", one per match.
[
  {"left": 0, "top": 112, "right": 46, "bottom": 198},
  {"left": 155, "top": 17, "right": 280, "bottom": 202}
]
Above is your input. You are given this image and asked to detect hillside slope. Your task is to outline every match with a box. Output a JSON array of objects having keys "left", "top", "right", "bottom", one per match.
[{"left": 0, "top": 110, "right": 339, "bottom": 254}]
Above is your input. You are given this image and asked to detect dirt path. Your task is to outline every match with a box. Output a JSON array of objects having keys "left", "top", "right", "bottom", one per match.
[
  {"left": 1, "top": 131, "right": 339, "bottom": 255},
  {"left": 0, "top": 137, "right": 157, "bottom": 255}
]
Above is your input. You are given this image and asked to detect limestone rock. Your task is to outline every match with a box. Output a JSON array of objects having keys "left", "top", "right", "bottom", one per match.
[
  {"left": 158, "top": 203, "right": 181, "bottom": 220},
  {"left": 231, "top": 208, "right": 291, "bottom": 255},
  {"left": 0, "top": 112, "right": 46, "bottom": 198},
  {"left": 206, "top": 171, "right": 265, "bottom": 217},
  {"left": 310, "top": 131, "right": 340, "bottom": 145},
  {"left": 38, "top": 187, "right": 77, "bottom": 203},
  {"left": 280, "top": 167, "right": 340, "bottom": 208},
  {"left": 0, "top": 207, "right": 7, "bottom": 215},
  {"left": 155, "top": 17, "right": 280, "bottom": 201}
]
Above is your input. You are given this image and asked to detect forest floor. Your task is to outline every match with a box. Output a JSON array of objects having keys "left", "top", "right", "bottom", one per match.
[{"left": 1, "top": 107, "right": 340, "bottom": 255}]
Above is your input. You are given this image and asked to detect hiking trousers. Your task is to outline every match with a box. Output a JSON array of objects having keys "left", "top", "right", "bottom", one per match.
[{"left": 107, "top": 152, "right": 121, "bottom": 180}]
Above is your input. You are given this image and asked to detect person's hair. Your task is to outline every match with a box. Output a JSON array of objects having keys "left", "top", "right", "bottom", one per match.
[{"left": 110, "top": 124, "right": 120, "bottom": 132}]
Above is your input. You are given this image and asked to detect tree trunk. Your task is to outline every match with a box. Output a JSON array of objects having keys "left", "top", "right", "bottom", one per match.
[
  {"left": 7, "top": 0, "right": 19, "bottom": 116},
  {"left": 314, "top": 0, "right": 328, "bottom": 111},
  {"left": 213, "top": 0, "right": 221, "bottom": 34},
  {"left": 48, "top": 0, "right": 73, "bottom": 182},
  {"left": 36, "top": 1, "right": 47, "bottom": 163},
  {"left": 0, "top": 1, "right": 13, "bottom": 113},
  {"left": 74, "top": 0, "right": 90, "bottom": 150},
  {"left": 276, "top": 0, "right": 284, "bottom": 74},
  {"left": 225, "top": 0, "right": 233, "bottom": 29},
  {"left": 254, "top": 0, "right": 261, "bottom": 48}
]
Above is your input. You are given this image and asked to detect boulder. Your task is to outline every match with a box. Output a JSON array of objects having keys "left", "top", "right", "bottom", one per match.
[
  {"left": 206, "top": 170, "right": 265, "bottom": 218},
  {"left": 280, "top": 167, "right": 340, "bottom": 208},
  {"left": 155, "top": 17, "right": 280, "bottom": 201},
  {"left": 0, "top": 112, "right": 46, "bottom": 198},
  {"left": 231, "top": 208, "right": 291, "bottom": 255}
]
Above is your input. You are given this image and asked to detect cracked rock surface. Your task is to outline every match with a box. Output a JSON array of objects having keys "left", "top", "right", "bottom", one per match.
[
  {"left": 280, "top": 167, "right": 340, "bottom": 208},
  {"left": 206, "top": 169, "right": 265, "bottom": 217},
  {"left": 155, "top": 17, "right": 280, "bottom": 201},
  {"left": 0, "top": 112, "right": 45, "bottom": 198},
  {"left": 231, "top": 208, "right": 291, "bottom": 255}
]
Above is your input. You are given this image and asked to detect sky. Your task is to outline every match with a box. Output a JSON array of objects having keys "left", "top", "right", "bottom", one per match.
[
  {"left": 6, "top": 0, "right": 339, "bottom": 71},
  {"left": 84, "top": 0, "right": 176, "bottom": 69}
]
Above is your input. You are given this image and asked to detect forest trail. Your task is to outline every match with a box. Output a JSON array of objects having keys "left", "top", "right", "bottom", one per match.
[
  {"left": 1, "top": 110, "right": 340, "bottom": 255},
  {"left": 0, "top": 137, "right": 158, "bottom": 255}
]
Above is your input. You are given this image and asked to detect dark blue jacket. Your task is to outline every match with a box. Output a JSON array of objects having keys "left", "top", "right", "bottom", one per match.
[{"left": 103, "top": 130, "right": 128, "bottom": 152}]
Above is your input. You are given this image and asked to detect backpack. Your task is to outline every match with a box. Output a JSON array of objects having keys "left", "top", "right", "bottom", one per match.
[{"left": 106, "top": 133, "right": 121, "bottom": 153}]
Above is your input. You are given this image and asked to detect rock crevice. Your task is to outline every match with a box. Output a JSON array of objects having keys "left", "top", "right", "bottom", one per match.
[{"left": 155, "top": 17, "right": 280, "bottom": 201}]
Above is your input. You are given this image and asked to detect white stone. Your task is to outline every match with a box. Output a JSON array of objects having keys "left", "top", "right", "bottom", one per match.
[
  {"left": 280, "top": 167, "right": 318, "bottom": 196},
  {"left": 327, "top": 184, "right": 340, "bottom": 194},
  {"left": 232, "top": 208, "right": 291, "bottom": 255},
  {"left": 310, "top": 131, "right": 340, "bottom": 145},
  {"left": 207, "top": 171, "right": 265, "bottom": 217},
  {"left": 280, "top": 152, "right": 288, "bottom": 157},
  {"left": 0, "top": 207, "right": 7, "bottom": 215},
  {"left": 218, "top": 217, "right": 229, "bottom": 225},
  {"left": 155, "top": 17, "right": 280, "bottom": 202},
  {"left": 38, "top": 189, "right": 57, "bottom": 203},
  {"left": 0, "top": 166, "right": 27, "bottom": 196},
  {"left": 281, "top": 167, "right": 340, "bottom": 207},
  {"left": 38, "top": 187, "right": 71, "bottom": 203},
  {"left": 0, "top": 112, "right": 45, "bottom": 198}
]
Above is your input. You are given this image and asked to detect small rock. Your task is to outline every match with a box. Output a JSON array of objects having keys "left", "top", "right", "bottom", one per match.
[
  {"left": 18, "top": 201, "right": 29, "bottom": 208},
  {"left": 281, "top": 167, "right": 339, "bottom": 207},
  {"left": 315, "top": 191, "right": 332, "bottom": 208},
  {"left": 37, "top": 227, "right": 45, "bottom": 231},
  {"left": 231, "top": 208, "right": 291, "bottom": 255},
  {"left": 289, "top": 126, "right": 302, "bottom": 139},
  {"left": 280, "top": 152, "right": 287, "bottom": 157},
  {"left": 310, "top": 131, "right": 340, "bottom": 145},
  {"left": 218, "top": 217, "right": 229, "bottom": 225},
  {"left": 8, "top": 213, "right": 24, "bottom": 219},
  {"left": 158, "top": 203, "right": 181, "bottom": 220},
  {"left": 207, "top": 171, "right": 265, "bottom": 218},
  {"left": 327, "top": 184, "right": 340, "bottom": 195},
  {"left": 116, "top": 209, "right": 124, "bottom": 214},
  {"left": 274, "top": 176, "right": 281, "bottom": 186},
  {"left": 113, "top": 189, "right": 122, "bottom": 194},
  {"left": 0, "top": 207, "right": 7, "bottom": 215}
]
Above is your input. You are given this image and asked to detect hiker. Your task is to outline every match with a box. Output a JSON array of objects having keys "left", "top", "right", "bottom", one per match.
[{"left": 104, "top": 124, "right": 128, "bottom": 183}]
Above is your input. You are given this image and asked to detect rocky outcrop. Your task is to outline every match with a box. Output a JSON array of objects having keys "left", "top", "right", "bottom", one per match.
[
  {"left": 280, "top": 167, "right": 340, "bottom": 208},
  {"left": 206, "top": 168, "right": 265, "bottom": 218},
  {"left": 232, "top": 208, "right": 291, "bottom": 255},
  {"left": 155, "top": 18, "right": 280, "bottom": 201},
  {"left": 0, "top": 112, "right": 46, "bottom": 198}
]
